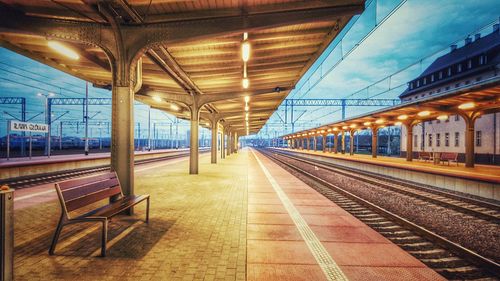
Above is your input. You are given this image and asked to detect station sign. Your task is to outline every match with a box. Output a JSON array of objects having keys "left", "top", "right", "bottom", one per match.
[{"left": 10, "top": 121, "right": 48, "bottom": 133}]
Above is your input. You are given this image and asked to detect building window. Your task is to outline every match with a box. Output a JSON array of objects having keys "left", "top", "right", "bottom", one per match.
[
  {"left": 431, "top": 74, "right": 435, "bottom": 82},
  {"left": 409, "top": 82, "right": 413, "bottom": 90},
  {"left": 445, "top": 133, "right": 450, "bottom": 147},
  {"left": 479, "top": 55, "right": 487, "bottom": 65},
  {"left": 447, "top": 67, "right": 452, "bottom": 76},
  {"left": 457, "top": 64, "right": 462, "bottom": 72},
  {"left": 439, "top": 71, "right": 443, "bottom": 79},
  {"left": 467, "top": 59, "right": 472, "bottom": 69},
  {"left": 455, "top": 132, "right": 460, "bottom": 147},
  {"left": 455, "top": 115, "right": 460, "bottom": 121},
  {"left": 416, "top": 80, "right": 420, "bottom": 87},
  {"left": 428, "top": 134, "right": 433, "bottom": 147},
  {"left": 414, "top": 135, "right": 418, "bottom": 148},
  {"left": 436, "top": 133, "right": 441, "bottom": 147},
  {"left": 423, "top": 77, "right": 427, "bottom": 85},
  {"left": 455, "top": 83, "right": 460, "bottom": 88},
  {"left": 476, "top": 131, "right": 482, "bottom": 147}
]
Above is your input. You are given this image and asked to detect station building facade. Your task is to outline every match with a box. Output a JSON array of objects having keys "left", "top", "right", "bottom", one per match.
[{"left": 400, "top": 25, "right": 500, "bottom": 165}]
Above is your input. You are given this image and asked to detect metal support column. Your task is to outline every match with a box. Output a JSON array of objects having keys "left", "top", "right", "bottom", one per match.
[
  {"left": 211, "top": 120, "right": 218, "bottom": 164},
  {"left": 1, "top": 188, "right": 14, "bottom": 281},
  {"left": 313, "top": 136, "right": 317, "bottom": 151},
  {"left": 405, "top": 122, "right": 414, "bottom": 161},
  {"left": 189, "top": 106, "right": 200, "bottom": 174},
  {"left": 372, "top": 127, "right": 379, "bottom": 158},
  {"left": 322, "top": 134, "right": 327, "bottom": 152},
  {"left": 111, "top": 85, "right": 134, "bottom": 198},
  {"left": 349, "top": 130, "right": 355, "bottom": 155},
  {"left": 341, "top": 131, "right": 345, "bottom": 154},
  {"left": 333, "top": 133, "right": 339, "bottom": 153}
]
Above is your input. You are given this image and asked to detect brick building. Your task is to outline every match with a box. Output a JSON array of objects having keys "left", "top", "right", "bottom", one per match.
[{"left": 400, "top": 24, "right": 500, "bottom": 164}]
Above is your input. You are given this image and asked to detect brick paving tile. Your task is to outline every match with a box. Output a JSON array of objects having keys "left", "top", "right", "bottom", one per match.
[{"left": 13, "top": 153, "right": 248, "bottom": 281}]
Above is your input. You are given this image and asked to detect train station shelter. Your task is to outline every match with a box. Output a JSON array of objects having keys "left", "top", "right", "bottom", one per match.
[
  {"left": 282, "top": 68, "right": 500, "bottom": 168},
  {"left": 0, "top": 0, "right": 365, "bottom": 197}
]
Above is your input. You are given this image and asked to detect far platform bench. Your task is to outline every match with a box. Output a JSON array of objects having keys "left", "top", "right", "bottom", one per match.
[
  {"left": 418, "top": 151, "right": 434, "bottom": 162},
  {"left": 49, "top": 171, "right": 150, "bottom": 256},
  {"left": 439, "top": 152, "right": 459, "bottom": 166}
]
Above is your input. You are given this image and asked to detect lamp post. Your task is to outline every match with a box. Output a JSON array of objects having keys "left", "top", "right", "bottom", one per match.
[{"left": 37, "top": 92, "right": 55, "bottom": 157}]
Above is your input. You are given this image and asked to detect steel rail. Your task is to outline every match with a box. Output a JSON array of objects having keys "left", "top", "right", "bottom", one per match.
[
  {"left": 258, "top": 148, "right": 500, "bottom": 278},
  {"left": 270, "top": 149, "right": 500, "bottom": 222}
]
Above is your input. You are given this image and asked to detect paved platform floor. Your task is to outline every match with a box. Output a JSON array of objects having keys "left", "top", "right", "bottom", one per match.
[
  {"left": 13, "top": 148, "right": 443, "bottom": 280},
  {"left": 277, "top": 148, "right": 500, "bottom": 184}
]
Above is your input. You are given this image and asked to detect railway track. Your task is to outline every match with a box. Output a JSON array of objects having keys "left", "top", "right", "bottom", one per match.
[
  {"left": 270, "top": 149, "right": 500, "bottom": 223},
  {"left": 258, "top": 148, "right": 500, "bottom": 281},
  {"left": 0, "top": 149, "right": 209, "bottom": 189}
]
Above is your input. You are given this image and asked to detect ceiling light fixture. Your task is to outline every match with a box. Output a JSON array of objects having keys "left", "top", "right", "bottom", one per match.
[
  {"left": 244, "top": 96, "right": 250, "bottom": 103},
  {"left": 170, "top": 103, "right": 180, "bottom": 111},
  {"left": 437, "top": 114, "right": 448, "bottom": 121},
  {"left": 48, "top": 41, "right": 79, "bottom": 60},
  {"left": 375, "top": 119, "right": 384, "bottom": 124},
  {"left": 153, "top": 96, "right": 162, "bottom": 102},
  {"left": 363, "top": 121, "right": 372, "bottom": 126},
  {"left": 458, "top": 102, "right": 475, "bottom": 110},
  {"left": 397, "top": 114, "right": 408, "bottom": 120},
  {"left": 245, "top": 105, "right": 249, "bottom": 111},
  {"left": 417, "top": 110, "right": 430, "bottom": 117},
  {"left": 242, "top": 78, "right": 249, "bottom": 89}
]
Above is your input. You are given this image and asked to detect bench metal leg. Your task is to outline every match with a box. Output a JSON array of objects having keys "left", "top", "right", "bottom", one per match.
[
  {"left": 146, "top": 197, "right": 150, "bottom": 223},
  {"left": 101, "top": 219, "right": 108, "bottom": 257},
  {"left": 49, "top": 213, "right": 65, "bottom": 255}
]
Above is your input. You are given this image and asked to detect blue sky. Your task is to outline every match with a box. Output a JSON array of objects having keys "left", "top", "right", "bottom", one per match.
[
  {"left": 258, "top": 0, "right": 500, "bottom": 137},
  {"left": 0, "top": 0, "right": 499, "bottom": 139}
]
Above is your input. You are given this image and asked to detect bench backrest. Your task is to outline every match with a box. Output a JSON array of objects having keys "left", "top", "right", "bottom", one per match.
[
  {"left": 419, "top": 151, "right": 431, "bottom": 157},
  {"left": 440, "top": 152, "right": 458, "bottom": 160},
  {"left": 55, "top": 171, "right": 122, "bottom": 214}
]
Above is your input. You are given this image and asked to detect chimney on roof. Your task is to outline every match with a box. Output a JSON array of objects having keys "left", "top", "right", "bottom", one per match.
[
  {"left": 474, "top": 33, "right": 481, "bottom": 41},
  {"left": 450, "top": 44, "right": 457, "bottom": 52},
  {"left": 465, "top": 36, "right": 472, "bottom": 45}
]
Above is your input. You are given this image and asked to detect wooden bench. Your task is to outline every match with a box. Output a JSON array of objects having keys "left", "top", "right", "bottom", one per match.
[
  {"left": 418, "top": 151, "right": 433, "bottom": 162},
  {"left": 439, "top": 152, "right": 459, "bottom": 166},
  {"left": 49, "top": 171, "right": 150, "bottom": 257}
]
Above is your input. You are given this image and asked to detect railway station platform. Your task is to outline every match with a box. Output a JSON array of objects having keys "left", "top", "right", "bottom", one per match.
[
  {"left": 0, "top": 148, "right": 207, "bottom": 180},
  {"left": 273, "top": 148, "right": 500, "bottom": 201},
  {"left": 12, "top": 148, "right": 443, "bottom": 281}
]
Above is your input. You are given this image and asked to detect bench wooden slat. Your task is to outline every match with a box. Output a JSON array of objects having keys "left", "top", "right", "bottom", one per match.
[
  {"left": 65, "top": 185, "right": 122, "bottom": 212},
  {"left": 79, "top": 195, "right": 149, "bottom": 219},
  {"left": 61, "top": 177, "right": 120, "bottom": 202},
  {"left": 50, "top": 171, "right": 150, "bottom": 257},
  {"left": 58, "top": 172, "right": 116, "bottom": 190}
]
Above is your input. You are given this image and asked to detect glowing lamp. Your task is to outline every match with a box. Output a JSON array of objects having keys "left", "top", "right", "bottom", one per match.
[
  {"left": 170, "top": 103, "right": 180, "bottom": 111},
  {"left": 363, "top": 121, "right": 372, "bottom": 126},
  {"left": 349, "top": 124, "right": 357, "bottom": 128},
  {"left": 397, "top": 114, "right": 408, "bottom": 120},
  {"left": 342, "top": 126, "right": 348, "bottom": 129},
  {"left": 153, "top": 96, "right": 162, "bottom": 102},
  {"left": 417, "top": 111, "right": 430, "bottom": 117},
  {"left": 458, "top": 102, "right": 475, "bottom": 110},
  {"left": 244, "top": 96, "right": 250, "bottom": 103},
  {"left": 394, "top": 121, "right": 402, "bottom": 126},
  {"left": 242, "top": 78, "right": 249, "bottom": 89},
  {"left": 375, "top": 119, "right": 384, "bottom": 124},
  {"left": 437, "top": 114, "right": 448, "bottom": 121},
  {"left": 242, "top": 41, "right": 251, "bottom": 62},
  {"left": 48, "top": 41, "right": 79, "bottom": 60}
]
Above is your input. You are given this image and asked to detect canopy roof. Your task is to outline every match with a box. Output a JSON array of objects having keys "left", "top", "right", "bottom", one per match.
[
  {"left": 283, "top": 76, "right": 500, "bottom": 138},
  {"left": 0, "top": 0, "right": 364, "bottom": 135}
]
